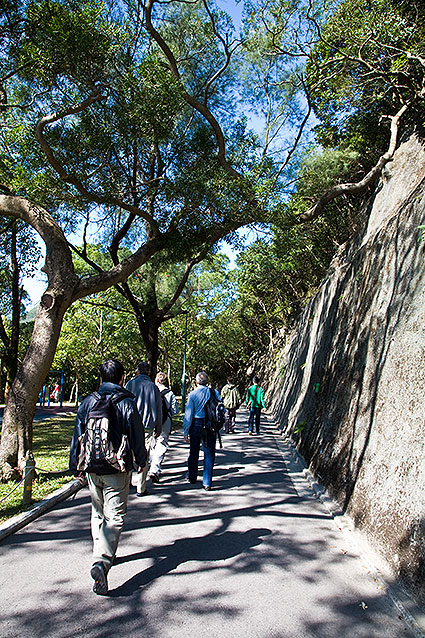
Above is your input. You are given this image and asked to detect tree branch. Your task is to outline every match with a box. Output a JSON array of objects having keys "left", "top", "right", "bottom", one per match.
[
  {"left": 159, "top": 252, "right": 205, "bottom": 317},
  {"left": 201, "top": 0, "right": 242, "bottom": 105},
  {"left": 144, "top": 0, "right": 241, "bottom": 179},
  {"left": 80, "top": 298, "right": 134, "bottom": 315},
  {"left": 0, "top": 196, "right": 76, "bottom": 285},
  {"left": 35, "top": 88, "right": 159, "bottom": 233},
  {"left": 298, "top": 103, "right": 409, "bottom": 223}
]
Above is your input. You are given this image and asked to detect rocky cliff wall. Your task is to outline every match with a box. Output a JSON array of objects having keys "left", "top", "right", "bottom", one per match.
[{"left": 265, "top": 133, "right": 425, "bottom": 604}]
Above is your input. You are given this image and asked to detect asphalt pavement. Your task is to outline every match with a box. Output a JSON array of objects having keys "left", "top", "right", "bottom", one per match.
[{"left": 0, "top": 409, "right": 422, "bottom": 638}]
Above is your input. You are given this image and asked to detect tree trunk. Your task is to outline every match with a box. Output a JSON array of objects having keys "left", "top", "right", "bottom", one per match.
[
  {"left": 0, "top": 284, "right": 76, "bottom": 480},
  {"left": 137, "top": 313, "right": 160, "bottom": 379},
  {"left": 3, "top": 224, "right": 20, "bottom": 401},
  {"left": 146, "top": 321, "right": 160, "bottom": 379},
  {"left": 0, "top": 196, "right": 80, "bottom": 480}
]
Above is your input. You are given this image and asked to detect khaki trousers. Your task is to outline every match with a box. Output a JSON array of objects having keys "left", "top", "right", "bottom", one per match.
[
  {"left": 87, "top": 471, "right": 131, "bottom": 573},
  {"left": 132, "top": 429, "right": 154, "bottom": 494}
]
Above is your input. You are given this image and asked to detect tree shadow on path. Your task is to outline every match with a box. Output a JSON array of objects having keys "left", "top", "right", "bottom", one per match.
[{"left": 109, "top": 527, "right": 272, "bottom": 597}]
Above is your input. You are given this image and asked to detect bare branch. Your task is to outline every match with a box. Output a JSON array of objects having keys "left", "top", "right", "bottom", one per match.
[
  {"left": 144, "top": 0, "right": 241, "bottom": 179},
  {"left": 202, "top": 0, "right": 242, "bottom": 105},
  {"left": 159, "top": 252, "right": 206, "bottom": 317},
  {"left": 299, "top": 103, "right": 409, "bottom": 223},
  {"left": 80, "top": 298, "right": 133, "bottom": 315}
]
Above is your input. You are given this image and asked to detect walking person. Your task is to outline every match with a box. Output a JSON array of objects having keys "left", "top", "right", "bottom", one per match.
[
  {"left": 69, "top": 359, "right": 147, "bottom": 595},
  {"left": 246, "top": 376, "right": 266, "bottom": 435},
  {"left": 125, "top": 360, "right": 162, "bottom": 496},
  {"left": 183, "top": 370, "right": 221, "bottom": 491},
  {"left": 148, "top": 372, "right": 179, "bottom": 483},
  {"left": 220, "top": 376, "right": 241, "bottom": 433}
]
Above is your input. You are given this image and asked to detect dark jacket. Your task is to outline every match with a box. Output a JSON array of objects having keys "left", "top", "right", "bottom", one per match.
[
  {"left": 69, "top": 382, "right": 147, "bottom": 474},
  {"left": 125, "top": 374, "right": 162, "bottom": 433}
]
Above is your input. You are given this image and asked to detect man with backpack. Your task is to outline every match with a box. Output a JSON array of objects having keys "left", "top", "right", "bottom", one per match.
[
  {"left": 147, "top": 372, "right": 179, "bottom": 484},
  {"left": 125, "top": 360, "right": 162, "bottom": 496},
  {"left": 183, "top": 370, "right": 222, "bottom": 491},
  {"left": 69, "top": 359, "right": 147, "bottom": 595},
  {"left": 220, "top": 377, "right": 241, "bottom": 433},
  {"left": 246, "top": 375, "right": 266, "bottom": 435}
]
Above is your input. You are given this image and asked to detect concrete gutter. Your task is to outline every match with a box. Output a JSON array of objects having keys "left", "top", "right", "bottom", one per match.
[
  {"left": 276, "top": 435, "right": 425, "bottom": 638},
  {"left": 0, "top": 478, "right": 86, "bottom": 543}
]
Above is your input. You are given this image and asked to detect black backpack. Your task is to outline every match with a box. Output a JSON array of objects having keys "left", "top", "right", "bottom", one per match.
[
  {"left": 77, "top": 391, "right": 129, "bottom": 474},
  {"left": 203, "top": 388, "right": 225, "bottom": 447},
  {"left": 160, "top": 388, "right": 172, "bottom": 426}
]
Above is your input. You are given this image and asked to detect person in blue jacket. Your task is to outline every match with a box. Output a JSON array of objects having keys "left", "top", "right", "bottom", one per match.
[{"left": 183, "top": 370, "right": 221, "bottom": 491}]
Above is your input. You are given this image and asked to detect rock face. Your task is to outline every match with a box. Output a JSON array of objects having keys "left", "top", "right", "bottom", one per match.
[{"left": 266, "top": 134, "right": 425, "bottom": 604}]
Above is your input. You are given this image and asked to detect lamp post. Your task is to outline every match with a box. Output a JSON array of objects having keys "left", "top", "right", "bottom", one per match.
[{"left": 181, "top": 311, "right": 188, "bottom": 408}]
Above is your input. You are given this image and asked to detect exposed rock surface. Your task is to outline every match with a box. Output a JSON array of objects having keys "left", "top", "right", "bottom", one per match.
[{"left": 265, "top": 133, "right": 425, "bottom": 604}]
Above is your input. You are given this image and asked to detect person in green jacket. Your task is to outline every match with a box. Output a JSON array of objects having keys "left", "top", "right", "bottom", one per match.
[
  {"left": 246, "top": 376, "right": 265, "bottom": 435},
  {"left": 221, "top": 377, "right": 241, "bottom": 433}
]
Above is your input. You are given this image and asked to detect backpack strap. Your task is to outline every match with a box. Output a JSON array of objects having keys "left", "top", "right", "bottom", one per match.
[
  {"left": 160, "top": 388, "right": 171, "bottom": 420},
  {"left": 206, "top": 388, "right": 223, "bottom": 448},
  {"left": 110, "top": 392, "right": 129, "bottom": 406},
  {"left": 159, "top": 388, "right": 173, "bottom": 425}
]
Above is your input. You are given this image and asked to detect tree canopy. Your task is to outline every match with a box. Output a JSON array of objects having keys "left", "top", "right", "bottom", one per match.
[{"left": 0, "top": 0, "right": 272, "bottom": 478}]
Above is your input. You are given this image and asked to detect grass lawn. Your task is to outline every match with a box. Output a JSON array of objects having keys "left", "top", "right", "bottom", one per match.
[{"left": 0, "top": 415, "right": 75, "bottom": 524}]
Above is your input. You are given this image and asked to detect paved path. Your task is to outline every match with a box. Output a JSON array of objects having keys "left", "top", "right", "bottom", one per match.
[
  {"left": 0, "top": 404, "right": 78, "bottom": 424},
  {"left": 0, "top": 410, "right": 420, "bottom": 638}
]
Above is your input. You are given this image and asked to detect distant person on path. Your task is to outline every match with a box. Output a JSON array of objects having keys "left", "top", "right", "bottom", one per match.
[
  {"left": 220, "top": 377, "right": 241, "bottom": 433},
  {"left": 246, "top": 376, "right": 266, "bottom": 435},
  {"left": 126, "top": 360, "right": 162, "bottom": 496},
  {"left": 69, "top": 359, "right": 147, "bottom": 595},
  {"left": 148, "top": 372, "right": 179, "bottom": 483},
  {"left": 183, "top": 370, "right": 221, "bottom": 491}
]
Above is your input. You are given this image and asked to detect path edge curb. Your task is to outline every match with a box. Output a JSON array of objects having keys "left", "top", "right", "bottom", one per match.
[{"left": 0, "top": 478, "right": 86, "bottom": 543}]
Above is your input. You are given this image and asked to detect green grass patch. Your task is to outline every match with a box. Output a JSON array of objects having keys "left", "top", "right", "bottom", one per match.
[{"left": 0, "top": 415, "right": 75, "bottom": 523}]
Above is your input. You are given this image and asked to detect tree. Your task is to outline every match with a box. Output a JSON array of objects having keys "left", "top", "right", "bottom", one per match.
[
  {"left": 0, "top": 0, "right": 269, "bottom": 479},
  {"left": 53, "top": 249, "right": 232, "bottom": 395},
  {"left": 1, "top": 0, "right": 299, "bottom": 480},
  {"left": 155, "top": 253, "right": 234, "bottom": 386},
  {"left": 302, "top": 0, "right": 425, "bottom": 219},
  {"left": 0, "top": 220, "right": 40, "bottom": 400},
  {"left": 242, "top": 0, "right": 425, "bottom": 221},
  {"left": 72, "top": 243, "right": 217, "bottom": 379}
]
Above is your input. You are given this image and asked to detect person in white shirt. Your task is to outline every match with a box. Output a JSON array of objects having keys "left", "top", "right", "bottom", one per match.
[{"left": 148, "top": 372, "right": 179, "bottom": 483}]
